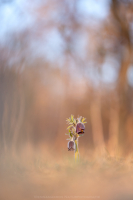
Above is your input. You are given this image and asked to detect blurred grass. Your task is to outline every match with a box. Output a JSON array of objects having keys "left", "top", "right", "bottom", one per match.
[{"left": 1, "top": 149, "right": 133, "bottom": 200}]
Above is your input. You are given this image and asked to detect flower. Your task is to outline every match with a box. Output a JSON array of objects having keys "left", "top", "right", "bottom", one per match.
[
  {"left": 76, "top": 123, "right": 85, "bottom": 134},
  {"left": 68, "top": 141, "right": 75, "bottom": 151}
]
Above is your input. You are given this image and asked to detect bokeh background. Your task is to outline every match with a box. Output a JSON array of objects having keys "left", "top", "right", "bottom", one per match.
[{"left": 1, "top": 0, "right": 133, "bottom": 200}]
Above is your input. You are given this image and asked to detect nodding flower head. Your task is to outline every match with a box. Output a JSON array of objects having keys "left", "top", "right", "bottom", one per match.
[
  {"left": 76, "top": 123, "right": 85, "bottom": 134},
  {"left": 68, "top": 141, "right": 75, "bottom": 151}
]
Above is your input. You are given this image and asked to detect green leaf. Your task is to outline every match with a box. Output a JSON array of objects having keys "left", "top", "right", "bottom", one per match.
[
  {"left": 71, "top": 115, "right": 74, "bottom": 122},
  {"left": 81, "top": 117, "right": 85, "bottom": 122},
  {"left": 66, "top": 118, "right": 70, "bottom": 123},
  {"left": 67, "top": 125, "right": 73, "bottom": 129},
  {"left": 70, "top": 132, "right": 73, "bottom": 137},
  {"left": 73, "top": 119, "right": 76, "bottom": 125}
]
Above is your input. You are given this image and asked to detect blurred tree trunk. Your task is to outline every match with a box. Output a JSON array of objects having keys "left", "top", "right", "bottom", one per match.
[
  {"left": 108, "top": 101, "right": 119, "bottom": 156},
  {"left": 2, "top": 100, "right": 8, "bottom": 154},
  {"left": 90, "top": 96, "right": 105, "bottom": 155},
  {"left": 12, "top": 83, "right": 25, "bottom": 155},
  {"left": 111, "top": 0, "right": 133, "bottom": 154},
  {"left": 111, "top": 0, "right": 132, "bottom": 89}
]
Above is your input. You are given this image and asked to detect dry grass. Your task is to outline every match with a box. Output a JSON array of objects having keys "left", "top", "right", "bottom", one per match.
[{"left": 1, "top": 147, "right": 133, "bottom": 200}]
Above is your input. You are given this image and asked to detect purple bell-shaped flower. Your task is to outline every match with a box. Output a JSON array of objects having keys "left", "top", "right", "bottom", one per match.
[
  {"left": 68, "top": 141, "right": 75, "bottom": 151},
  {"left": 76, "top": 123, "right": 85, "bottom": 135}
]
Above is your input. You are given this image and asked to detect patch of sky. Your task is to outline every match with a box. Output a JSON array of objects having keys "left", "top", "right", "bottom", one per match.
[
  {"left": 0, "top": 0, "right": 111, "bottom": 64},
  {"left": 85, "top": 63, "right": 102, "bottom": 87},
  {"left": 127, "top": 65, "right": 133, "bottom": 87},
  {"left": 77, "top": 0, "right": 110, "bottom": 22},
  {"left": 72, "top": 31, "right": 88, "bottom": 60},
  {"left": 30, "top": 29, "right": 65, "bottom": 62},
  {"left": 101, "top": 57, "right": 119, "bottom": 84},
  {"left": 0, "top": 0, "right": 34, "bottom": 43},
  {"left": 84, "top": 56, "right": 119, "bottom": 87}
]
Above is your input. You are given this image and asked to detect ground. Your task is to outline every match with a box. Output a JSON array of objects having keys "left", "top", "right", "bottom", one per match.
[{"left": 1, "top": 149, "right": 133, "bottom": 200}]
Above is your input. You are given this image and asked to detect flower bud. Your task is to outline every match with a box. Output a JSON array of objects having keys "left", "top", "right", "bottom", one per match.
[
  {"left": 76, "top": 123, "right": 85, "bottom": 134},
  {"left": 68, "top": 141, "right": 75, "bottom": 151}
]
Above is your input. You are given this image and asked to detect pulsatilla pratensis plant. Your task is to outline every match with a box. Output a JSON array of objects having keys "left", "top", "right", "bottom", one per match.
[{"left": 66, "top": 115, "right": 87, "bottom": 161}]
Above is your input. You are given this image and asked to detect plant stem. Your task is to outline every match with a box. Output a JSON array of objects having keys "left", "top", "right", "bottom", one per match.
[{"left": 75, "top": 139, "right": 79, "bottom": 161}]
